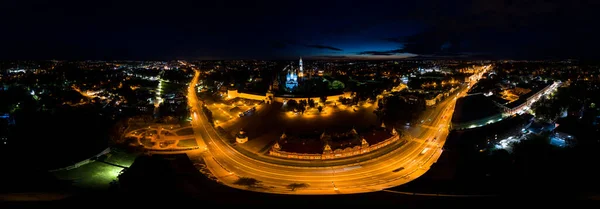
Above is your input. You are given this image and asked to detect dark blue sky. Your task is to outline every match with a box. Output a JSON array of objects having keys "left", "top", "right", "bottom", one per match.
[{"left": 1, "top": 0, "right": 599, "bottom": 60}]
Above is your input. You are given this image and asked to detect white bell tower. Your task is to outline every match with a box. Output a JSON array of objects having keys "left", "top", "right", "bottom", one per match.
[{"left": 298, "top": 57, "right": 304, "bottom": 77}]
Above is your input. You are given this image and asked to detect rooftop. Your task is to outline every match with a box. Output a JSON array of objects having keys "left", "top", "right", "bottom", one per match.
[
  {"left": 277, "top": 128, "right": 391, "bottom": 154},
  {"left": 362, "top": 128, "right": 394, "bottom": 145},
  {"left": 504, "top": 82, "right": 551, "bottom": 109},
  {"left": 446, "top": 114, "right": 533, "bottom": 148},
  {"left": 451, "top": 94, "right": 502, "bottom": 124},
  {"left": 327, "top": 130, "right": 361, "bottom": 151},
  {"left": 279, "top": 138, "right": 323, "bottom": 154},
  {"left": 278, "top": 132, "right": 323, "bottom": 154}
]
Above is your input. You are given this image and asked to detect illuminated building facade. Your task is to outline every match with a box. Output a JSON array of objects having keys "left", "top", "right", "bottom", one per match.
[
  {"left": 285, "top": 57, "right": 304, "bottom": 91},
  {"left": 285, "top": 68, "right": 298, "bottom": 90}
]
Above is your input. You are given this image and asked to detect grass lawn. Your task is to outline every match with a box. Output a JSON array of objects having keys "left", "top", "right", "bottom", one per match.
[
  {"left": 206, "top": 105, "right": 236, "bottom": 123},
  {"left": 140, "top": 137, "right": 154, "bottom": 147},
  {"left": 176, "top": 127, "right": 195, "bottom": 136},
  {"left": 53, "top": 162, "right": 122, "bottom": 190},
  {"left": 52, "top": 151, "right": 137, "bottom": 190},
  {"left": 162, "top": 82, "right": 186, "bottom": 94},
  {"left": 177, "top": 139, "right": 198, "bottom": 147},
  {"left": 105, "top": 151, "right": 137, "bottom": 167}
]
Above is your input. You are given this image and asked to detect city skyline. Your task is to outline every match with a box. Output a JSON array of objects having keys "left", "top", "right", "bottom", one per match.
[{"left": 2, "top": 58, "right": 600, "bottom": 204}]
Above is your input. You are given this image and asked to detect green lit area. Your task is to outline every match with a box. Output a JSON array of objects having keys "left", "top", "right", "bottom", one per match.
[{"left": 52, "top": 151, "right": 137, "bottom": 190}]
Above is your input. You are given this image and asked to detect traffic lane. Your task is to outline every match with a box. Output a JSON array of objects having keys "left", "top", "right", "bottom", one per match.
[
  {"left": 424, "top": 91, "right": 462, "bottom": 126},
  {"left": 205, "top": 135, "right": 433, "bottom": 187},
  {"left": 415, "top": 97, "right": 457, "bottom": 138},
  {"left": 202, "top": 123, "right": 446, "bottom": 192},
  {"left": 217, "top": 157, "right": 428, "bottom": 191},
  {"left": 419, "top": 85, "right": 465, "bottom": 123},
  {"left": 205, "top": 130, "right": 427, "bottom": 179},
  {"left": 198, "top": 96, "right": 450, "bottom": 179},
  {"left": 221, "top": 118, "right": 427, "bottom": 172},
  {"left": 201, "top": 74, "right": 462, "bottom": 193},
  {"left": 192, "top": 82, "right": 450, "bottom": 169},
  {"left": 192, "top": 80, "right": 454, "bottom": 186},
  {"left": 203, "top": 131, "right": 427, "bottom": 182},
  {"left": 223, "top": 102, "right": 448, "bottom": 169},
  {"left": 212, "top": 142, "right": 438, "bottom": 191},
  {"left": 195, "top": 103, "right": 432, "bottom": 176},
  {"left": 333, "top": 135, "right": 443, "bottom": 190}
]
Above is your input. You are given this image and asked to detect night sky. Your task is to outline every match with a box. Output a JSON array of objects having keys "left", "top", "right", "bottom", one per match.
[{"left": 2, "top": 0, "right": 599, "bottom": 60}]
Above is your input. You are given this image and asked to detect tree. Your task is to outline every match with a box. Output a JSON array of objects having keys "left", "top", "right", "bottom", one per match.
[
  {"left": 286, "top": 99, "right": 298, "bottom": 112},
  {"left": 299, "top": 99, "right": 308, "bottom": 107},
  {"left": 174, "top": 103, "right": 188, "bottom": 121},
  {"left": 373, "top": 109, "right": 382, "bottom": 120},
  {"left": 298, "top": 104, "right": 306, "bottom": 114},
  {"left": 308, "top": 98, "right": 316, "bottom": 108},
  {"left": 331, "top": 80, "right": 345, "bottom": 90},
  {"left": 114, "top": 83, "right": 138, "bottom": 104},
  {"left": 202, "top": 106, "right": 214, "bottom": 124},
  {"left": 533, "top": 101, "right": 560, "bottom": 122},
  {"left": 109, "top": 179, "right": 120, "bottom": 191},
  {"left": 320, "top": 96, "right": 327, "bottom": 104},
  {"left": 158, "top": 103, "right": 171, "bottom": 118},
  {"left": 234, "top": 177, "right": 261, "bottom": 188},
  {"left": 287, "top": 183, "right": 310, "bottom": 191}
]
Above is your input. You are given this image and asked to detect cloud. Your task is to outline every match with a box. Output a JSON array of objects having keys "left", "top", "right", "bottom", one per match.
[
  {"left": 271, "top": 40, "right": 342, "bottom": 51},
  {"left": 380, "top": 0, "right": 600, "bottom": 59},
  {"left": 308, "top": 54, "right": 416, "bottom": 60},
  {"left": 308, "top": 55, "right": 348, "bottom": 59},
  {"left": 357, "top": 49, "right": 404, "bottom": 56},
  {"left": 410, "top": 52, "right": 479, "bottom": 59},
  {"left": 301, "top": 44, "right": 342, "bottom": 51},
  {"left": 381, "top": 37, "right": 405, "bottom": 44}
]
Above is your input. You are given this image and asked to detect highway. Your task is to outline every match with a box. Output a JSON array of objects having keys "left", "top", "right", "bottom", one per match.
[{"left": 186, "top": 67, "right": 487, "bottom": 194}]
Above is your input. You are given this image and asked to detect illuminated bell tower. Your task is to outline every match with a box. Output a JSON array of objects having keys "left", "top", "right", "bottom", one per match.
[{"left": 298, "top": 57, "right": 304, "bottom": 77}]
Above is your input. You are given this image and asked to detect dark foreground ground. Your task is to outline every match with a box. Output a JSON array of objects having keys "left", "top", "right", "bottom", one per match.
[
  {"left": 3, "top": 115, "right": 600, "bottom": 207},
  {"left": 2, "top": 152, "right": 599, "bottom": 208}
]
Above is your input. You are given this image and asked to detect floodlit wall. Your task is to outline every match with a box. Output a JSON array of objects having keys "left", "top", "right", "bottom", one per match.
[
  {"left": 273, "top": 94, "right": 346, "bottom": 103},
  {"left": 226, "top": 89, "right": 346, "bottom": 104},
  {"left": 226, "top": 90, "right": 266, "bottom": 101},
  {"left": 48, "top": 147, "right": 111, "bottom": 172},
  {"left": 450, "top": 113, "right": 504, "bottom": 130},
  {"left": 238, "top": 93, "right": 267, "bottom": 101}
]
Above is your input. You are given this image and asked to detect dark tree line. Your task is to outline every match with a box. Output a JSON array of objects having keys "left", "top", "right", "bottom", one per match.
[
  {"left": 202, "top": 105, "right": 214, "bottom": 125},
  {"left": 285, "top": 98, "right": 327, "bottom": 114},
  {"left": 376, "top": 95, "right": 425, "bottom": 124}
]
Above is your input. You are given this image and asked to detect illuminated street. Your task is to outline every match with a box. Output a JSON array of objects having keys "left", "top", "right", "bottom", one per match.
[
  {"left": 4, "top": 1, "right": 600, "bottom": 204},
  {"left": 186, "top": 68, "right": 481, "bottom": 194}
]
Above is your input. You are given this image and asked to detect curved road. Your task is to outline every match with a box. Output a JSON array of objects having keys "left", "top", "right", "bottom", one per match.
[{"left": 187, "top": 68, "right": 484, "bottom": 194}]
